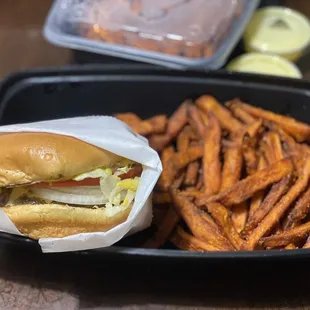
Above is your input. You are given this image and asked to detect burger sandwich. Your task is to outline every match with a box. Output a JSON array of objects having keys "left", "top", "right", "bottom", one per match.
[{"left": 0, "top": 132, "right": 142, "bottom": 239}]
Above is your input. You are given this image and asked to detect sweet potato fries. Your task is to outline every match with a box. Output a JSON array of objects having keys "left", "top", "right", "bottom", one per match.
[{"left": 115, "top": 94, "right": 310, "bottom": 252}]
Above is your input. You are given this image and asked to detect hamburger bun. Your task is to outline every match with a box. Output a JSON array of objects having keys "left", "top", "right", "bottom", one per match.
[
  {"left": 0, "top": 132, "right": 123, "bottom": 187},
  {"left": 2, "top": 203, "right": 132, "bottom": 239}
]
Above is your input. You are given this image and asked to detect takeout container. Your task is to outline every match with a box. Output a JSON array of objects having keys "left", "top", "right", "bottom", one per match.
[
  {"left": 243, "top": 6, "right": 310, "bottom": 62},
  {"left": 43, "top": 0, "right": 259, "bottom": 70},
  {"left": 1, "top": 65, "right": 310, "bottom": 260}
]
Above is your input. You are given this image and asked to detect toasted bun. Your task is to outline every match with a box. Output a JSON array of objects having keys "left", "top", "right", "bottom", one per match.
[
  {"left": 2, "top": 203, "right": 132, "bottom": 239},
  {"left": 0, "top": 132, "right": 123, "bottom": 186}
]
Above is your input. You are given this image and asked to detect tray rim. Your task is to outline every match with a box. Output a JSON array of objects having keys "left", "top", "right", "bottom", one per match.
[{"left": 1, "top": 64, "right": 310, "bottom": 258}]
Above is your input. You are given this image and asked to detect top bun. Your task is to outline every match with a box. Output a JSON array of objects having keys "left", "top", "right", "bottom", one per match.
[{"left": 0, "top": 132, "right": 123, "bottom": 186}]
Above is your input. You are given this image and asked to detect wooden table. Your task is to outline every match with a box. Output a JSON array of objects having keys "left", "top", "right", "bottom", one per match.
[{"left": 1, "top": 1, "right": 310, "bottom": 309}]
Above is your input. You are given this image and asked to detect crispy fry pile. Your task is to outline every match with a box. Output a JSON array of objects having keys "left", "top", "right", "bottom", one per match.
[{"left": 115, "top": 95, "right": 310, "bottom": 252}]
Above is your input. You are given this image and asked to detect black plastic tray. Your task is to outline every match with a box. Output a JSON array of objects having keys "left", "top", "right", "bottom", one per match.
[{"left": 1, "top": 64, "right": 310, "bottom": 259}]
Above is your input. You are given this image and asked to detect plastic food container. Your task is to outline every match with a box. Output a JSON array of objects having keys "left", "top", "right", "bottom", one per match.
[
  {"left": 227, "top": 53, "right": 302, "bottom": 79},
  {"left": 244, "top": 6, "right": 310, "bottom": 62},
  {"left": 43, "top": 0, "right": 259, "bottom": 70}
]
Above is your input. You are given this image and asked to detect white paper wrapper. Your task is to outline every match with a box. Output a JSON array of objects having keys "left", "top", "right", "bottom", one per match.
[{"left": 0, "top": 116, "right": 162, "bottom": 253}]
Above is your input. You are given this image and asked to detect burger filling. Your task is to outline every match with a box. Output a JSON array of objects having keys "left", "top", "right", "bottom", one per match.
[{"left": 2, "top": 160, "right": 142, "bottom": 209}]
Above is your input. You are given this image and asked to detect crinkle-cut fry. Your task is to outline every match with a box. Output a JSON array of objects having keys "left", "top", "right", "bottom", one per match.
[
  {"left": 303, "top": 235, "right": 310, "bottom": 249},
  {"left": 226, "top": 99, "right": 257, "bottom": 124},
  {"left": 157, "top": 146, "right": 177, "bottom": 191},
  {"left": 184, "top": 161, "right": 200, "bottom": 186},
  {"left": 170, "top": 226, "right": 225, "bottom": 252},
  {"left": 243, "top": 175, "right": 292, "bottom": 237},
  {"left": 144, "top": 205, "right": 179, "bottom": 249},
  {"left": 176, "top": 126, "right": 192, "bottom": 153},
  {"left": 196, "top": 158, "right": 293, "bottom": 208},
  {"left": 203, "top": 113, "right": 222, "bottom": 195},
  {"left": 149, "top": 101, "right": 189, "bottom": 151},
  {"left": 220, "top": 144, "right": 243, "bottom": 192},
  {"left": 238, "top": 102, "right": 310, "bottom": 142},
  {"left": 243, "top": 158, "right": 310, "bottom": 250},
  {"left": 196, "top": 95, "right": 243, "bottom": 132},
  {"left": 170, "top": 189, "right": 234, "bottom": 250},
  {"left": 262, "top": 220, "right": 310, "bottom": 248},
  {"left": 206, "top": 202, "right": 244, "bottom": 250},
  {"left": 153, "top": 192, "right": 172, "bottom": 205},
  {"left": 188, "top": 104, "right": 207, "bottom": 138},
  {"left": 231, "top": 202, "right": 248, "bottom": 234},
  {"left": 174, "top": 146, "right": 204, "bottom": 170},
  {"left": 248, "top": 156, "right": 267, "bottom": 218},
  {"left": 283, "top": 186, "right": 310, "bottom": 230}
]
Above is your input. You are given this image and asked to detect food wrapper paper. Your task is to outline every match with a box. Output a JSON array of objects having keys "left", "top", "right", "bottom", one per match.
[{"left": 0, "top": 116, "right": 162, "bottom": 253}]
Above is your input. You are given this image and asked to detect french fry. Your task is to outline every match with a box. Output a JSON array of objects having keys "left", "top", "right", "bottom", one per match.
[
  {"left": 170, "top": 226, "right": 225, "bottom": 252},
  {"left": 176, "top": 125, "right": 192, "bottom": 153},
  {"left": 226, "top": 99, "right": 257, "bottom": 124},
  {"left": 285, "top": 243, "right": 297, "bottom": 250},
  {"left": 261, "top": 131, "right": 284, "bottom": 165},
  {"left": 182, "top": 190, "right": 202, "bottom": 198},
  {"left": 303, "top": 235, "right": 310, "bottom": 249},
  {"left": 171, "top": 172, "right": 185, "bottom": 190},
  {"left": 246, "top": 119, "right": 263, "bottom": 139},
  {"left": 231, "top": 202, "right": 248, "bottom": 234},
  {"left": 248, "top": 155, "right": 267, "bottom": 218},
  {"left": 196, "top": 95, "right": 243, "bottom": 132},
  {"left": 170, "top": 189, "right": 234, "bottom": 250},
  {"left": 243, "top": 158, "right": 310, "bottom": 250},
  {"left": 184, "top": 161, "right": 200, "bottom": 186},
  {"left": 273, "top": 124, "right": 310, "bottom": 175},
  {"left": 149, "top": 101, "right": 189, "bottom": 151},
  {"left": 206, "top": 202, "right": 244, "bottom": 250},
  {"left": 153, "top": 192, "right": 172, "bottom": 205},
  {"left": 174, "top": 146, "right": 204, "bottom": 170},
  {"left": 141, "top": 115, "right": 168, "bottom": 135},
  {"left": 149, "top": 134, "right": 171, "bottom": 152},
  {"left": 238, "top": 102, "right": 310, "bottom": 142},
  {"left": 196, "top": 172, "right": 203, "bottom": 190},
  {"left": 196, "top": 159, "right": 293, "bottom": 208},
  {"left": 283, "top": 186, "right": 310, "bottom": 230},
  {"left": 144, "top": 205, "right": 179, "bottom": 249},
  {"left": 220, "top": 144, "right": 243, "bottom": 192},
  {"left": 188, "top": 104, "right": 206, "bottom": 138},
  {"left": 203, "top": 113, "right": 222, "bottom": 195},
  {"left": 242, "top": 135, "right": 258, "bottom": 175},
  {"left": 262, "top": 220, "right": 310, "bottom": 248},
  {"left": 152, "top": 205, "right": 169, "bottom": 227},
  {"left": 115, "top": 112, "right": 141, "bottom": 126},
  {"left": 243, "top": 175, "right": 292, "bottom": 237},
  {"left": 157, "top": 146, "right": 177, "bottom": 191}
]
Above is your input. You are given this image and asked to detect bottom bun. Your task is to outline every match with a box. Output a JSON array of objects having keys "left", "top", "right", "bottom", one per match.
[{"left": 1, "top": 203, "right": 132, "bottom": 239}]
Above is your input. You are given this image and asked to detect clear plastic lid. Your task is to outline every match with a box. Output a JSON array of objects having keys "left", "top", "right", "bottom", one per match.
[{"left": 54, "top": 0, "right": 243, "bottom": 59}]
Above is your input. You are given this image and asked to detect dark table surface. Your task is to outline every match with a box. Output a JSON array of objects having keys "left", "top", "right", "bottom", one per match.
[{"left": 1, "top": 0, "right": 310, "bottom": 309}]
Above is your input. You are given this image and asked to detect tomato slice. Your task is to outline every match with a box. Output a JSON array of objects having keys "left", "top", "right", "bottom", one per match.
[
  {"left": 32, "top": 178, "right": 100, "bottom": 187},
  {"left": 31, "top": 165, "right": 143, "bottom": 187}
]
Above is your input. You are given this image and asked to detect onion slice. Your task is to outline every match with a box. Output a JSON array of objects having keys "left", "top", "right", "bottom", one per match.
[{"left": 30, "top": 186, "right": 107, "bottom": 205}]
